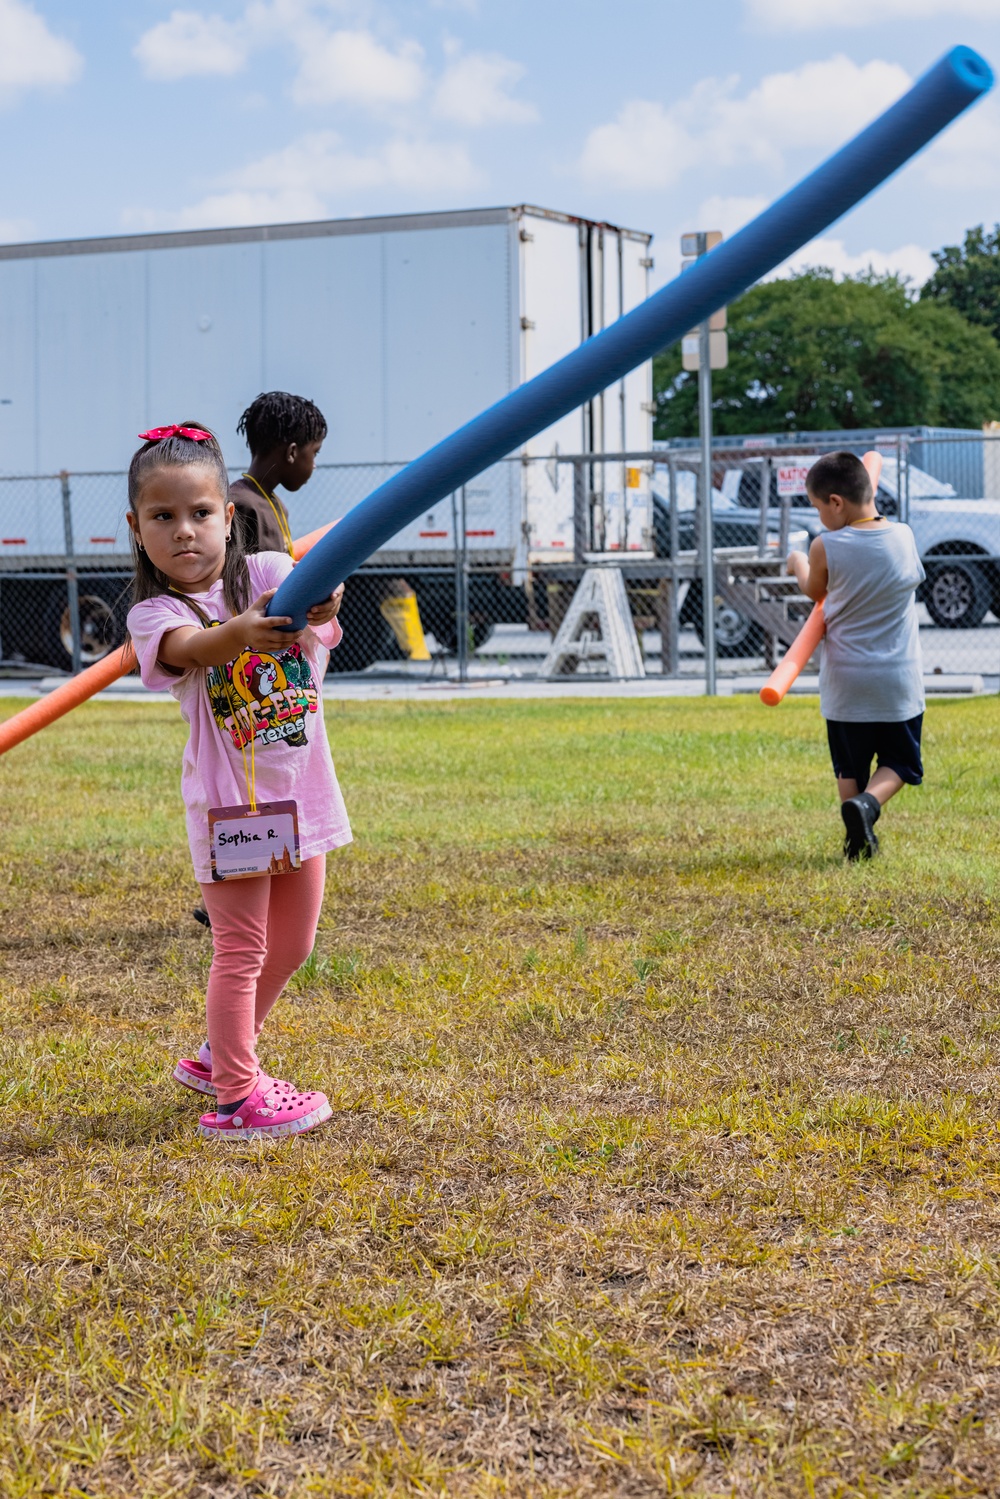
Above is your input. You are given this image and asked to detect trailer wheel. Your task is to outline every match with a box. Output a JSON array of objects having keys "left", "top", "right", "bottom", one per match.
[{"left": 42, "top": 585, "right": 128, "bottom": 669}]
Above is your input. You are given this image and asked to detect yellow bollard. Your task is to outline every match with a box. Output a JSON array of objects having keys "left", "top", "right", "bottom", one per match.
[{"left": 379, "top": 584, "right": 431, "bottom": 661}]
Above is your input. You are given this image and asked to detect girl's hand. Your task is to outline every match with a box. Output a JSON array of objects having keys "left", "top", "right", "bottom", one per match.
[
  {"left": 157, "top": 589, "right": 306, "bottom": 672},
  {"left": 306, "top": 584, "right": 345, "bottom": 627},
  {"left": 237, "top": 590, "right": 306, "bottom": 650}
]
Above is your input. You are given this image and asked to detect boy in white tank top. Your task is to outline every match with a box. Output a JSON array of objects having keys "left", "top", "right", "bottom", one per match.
[{"left": 787, "top": 451, "right": 925, "bottom": 861}]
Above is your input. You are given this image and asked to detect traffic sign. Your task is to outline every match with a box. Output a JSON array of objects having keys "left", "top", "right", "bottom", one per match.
[
  {"left": 680, "top": 230, "right": 722, "bottom": 256},
  {"left": 776, "top": 463, "right": 810, "bottom": 497},
  {"left": 682, "top": 330, "right": 729, "bottom": 371}
]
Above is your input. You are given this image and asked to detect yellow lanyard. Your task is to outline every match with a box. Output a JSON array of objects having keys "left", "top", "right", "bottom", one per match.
[
  {"left": 849, "top": 516, "right": 886, "bottom": 528},
  {"left": 241, "top": 473, "right": 294, "bottom": 556},
  {"left": 221, "top": 670, "right": 258, "bottom": 813},
  {"left": 168, "top": 587, "right": 258, "bottom": 812}
]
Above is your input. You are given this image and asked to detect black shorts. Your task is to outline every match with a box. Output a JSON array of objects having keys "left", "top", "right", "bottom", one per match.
[{"left": 826, "top": 714, "right": 923, "bottom": 788}]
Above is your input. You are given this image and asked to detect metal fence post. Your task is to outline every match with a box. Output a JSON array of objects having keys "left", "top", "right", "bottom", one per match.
[
  {"left": 451, "top": 487, "right": 469, "bottom": 682},
  {"left": 697, "top": 309, "right": 716, "bottom": 695},
  {"left": 460, "top": 484, "right": 469, "bottom": 682},
  {"left": 59, "top": 470, "right": 82, "bottom": 675},
  {"left": 572, "top": 458, "right": 588, "bottom": 559},
  {"left": 757, "top": 459, "right": 772, "bottom": 557},
  {"left": 777, "top": 488, "right": 791, "bottom": 560},
  {"left": 661, "top": 456, "right": 680, "bottom": 676}
]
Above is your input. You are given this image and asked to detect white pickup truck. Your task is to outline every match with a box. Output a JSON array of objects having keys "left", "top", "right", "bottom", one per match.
[{"left": 728, "top": 455, "right": 1000, "bottom": 630}]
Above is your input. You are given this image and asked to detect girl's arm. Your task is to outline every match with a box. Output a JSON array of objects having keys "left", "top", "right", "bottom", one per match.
[
  {"left": 157, "top": 590, "right": 306, "bottom": 671},
  {"left": 787, "top": 535, "right": 828, "bottom": 603}
]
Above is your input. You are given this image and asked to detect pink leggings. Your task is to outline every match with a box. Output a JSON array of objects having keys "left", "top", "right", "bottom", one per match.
[{"left": 199, "top": 855, "right": 326, "bottom": 1105}]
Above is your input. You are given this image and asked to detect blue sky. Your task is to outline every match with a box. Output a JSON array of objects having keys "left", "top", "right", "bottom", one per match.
[{"left": 3, "top": 0, "right": 1000, "bottom": 287}]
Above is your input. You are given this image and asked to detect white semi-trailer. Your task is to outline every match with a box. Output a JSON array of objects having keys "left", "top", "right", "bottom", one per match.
[{"left": 0, "top": 205, "right": 653, "bottom": 669}]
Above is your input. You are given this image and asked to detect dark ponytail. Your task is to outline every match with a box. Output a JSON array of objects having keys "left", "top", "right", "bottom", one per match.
[{"left": 127, "top": 421, "right": 250, "bottom": 618}]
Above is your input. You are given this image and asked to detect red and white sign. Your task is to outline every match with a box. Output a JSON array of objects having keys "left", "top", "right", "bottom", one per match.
[{"left": 776, "top": 463, "right": 810, "bottom": 498}]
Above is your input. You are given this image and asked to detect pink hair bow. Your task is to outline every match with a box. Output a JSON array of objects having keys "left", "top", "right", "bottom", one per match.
[{"left": 138, "top": 424, "right": 212, "bottom": 442}]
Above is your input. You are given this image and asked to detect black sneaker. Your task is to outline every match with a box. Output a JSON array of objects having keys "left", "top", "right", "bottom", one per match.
[
  {"left": 193, "top": 906, "right": 212, "bottom": 931},
  {"left": 841, "top": 793, "right": 880, "bottom": 861}
]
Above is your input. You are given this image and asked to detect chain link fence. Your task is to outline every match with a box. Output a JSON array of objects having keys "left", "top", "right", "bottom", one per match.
[{"left": 1, "top": 435, "right": 998, "bottom": 688}]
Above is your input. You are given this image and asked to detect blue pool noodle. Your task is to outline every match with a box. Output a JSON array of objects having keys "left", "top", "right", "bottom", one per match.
[{"left": 270, "top": 45, "right": 992, "bottom": 627}]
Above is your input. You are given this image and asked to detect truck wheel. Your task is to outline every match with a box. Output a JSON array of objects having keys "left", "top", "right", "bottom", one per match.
[
  {"left": 692, "top": 594, "right": 765, "bottom": 658},
  {"left": 924, "top": 562, "right": 990, "bottom": 629},
  {"left": 42, "top": 586, "right": 127, "bottom": 668}
]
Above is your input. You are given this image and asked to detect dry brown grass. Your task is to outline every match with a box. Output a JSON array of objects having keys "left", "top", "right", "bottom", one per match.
[{"left": 2, "top": 693, "right": 1000, "bottom": 1498}]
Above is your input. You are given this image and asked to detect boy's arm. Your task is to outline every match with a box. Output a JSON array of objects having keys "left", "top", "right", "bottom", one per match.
[{"left": 787, "top": 536, "right": 828, "bottom": 602}]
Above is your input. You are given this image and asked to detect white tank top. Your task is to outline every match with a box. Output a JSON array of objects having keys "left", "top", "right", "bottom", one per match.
[{"left": 819, "top": 522, "right": 925, "bottom": 723}]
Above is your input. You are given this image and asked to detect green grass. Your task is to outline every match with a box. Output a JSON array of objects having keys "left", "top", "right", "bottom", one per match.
[{"left": 3, "top": 692, "right": 1000, "bottom": 1497}]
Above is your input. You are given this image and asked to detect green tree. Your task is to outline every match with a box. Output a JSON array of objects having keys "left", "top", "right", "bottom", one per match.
[
  {"left": 921, "top": 223, "right": 1000, "bottom": 341},
  {"left": 653, "top": 269, "right": 1000, "bottom": 440}
]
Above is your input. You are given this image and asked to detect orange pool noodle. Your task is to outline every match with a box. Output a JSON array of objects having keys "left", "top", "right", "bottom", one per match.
[
  {"left": 0, "top": 645, "right": 139, "bottom": 754},
  {"left": 0, "top": 521, "right": 337, "bottom": 756},
  {"left": 291, "top": 521, "right": 334, "bottom": 560},
  {"left": 759, "top": 450, "right": 882, "bottom": 706},
  {"left": 759, "top": 604, "right": 825, "bottom": 705}
]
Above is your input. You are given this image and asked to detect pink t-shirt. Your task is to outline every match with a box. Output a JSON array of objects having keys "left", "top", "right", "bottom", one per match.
[{"left": 127, "top": 551, "right": 352, "bottom": 882}]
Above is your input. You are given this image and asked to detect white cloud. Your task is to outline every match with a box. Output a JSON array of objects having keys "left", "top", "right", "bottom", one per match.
[
  {"left": 771, "top": 237, "right": 936, "bottom": 284},
  {"left": 580, "top": 56, "right": 910, "bottom": 189},
  {"left": 134, "top": 10, "right": 248, "bottom": 80},
  {"left": 291, "top": 27, "right": 426, "bottom": 108},
  {"left": 433, "top": 48, "right": 537, "bottom": 126},
  {"left": 748, "top": 0, "right": 1000, "bottom": 27},
  {"left": 921, "top": 93, "right": 1000, "bottom": 190},
  {"left": 134, "top": 4, "right": 429, "bottom": 109},
  {"left": 706, "top": 56, "right": 909, "bottom": 169},
  {"left": 124, "top": 129, "right": 480, "bottom": 230},
  {"left": 0, "top": 0, "right": 82, "bottom": 106},
  {"left": 579, "top": 99, "right": 697, "bottom": 189},
  {"left": 655, "top": 196, "right": 933, "bottom": 292},
  {"left": 133, "top": 3, "right": 540, "bottom": 133}
]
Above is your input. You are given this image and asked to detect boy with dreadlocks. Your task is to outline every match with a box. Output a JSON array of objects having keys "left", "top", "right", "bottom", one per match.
[{"left": 230, "top": 391, "right": 328, "bottom": 556}]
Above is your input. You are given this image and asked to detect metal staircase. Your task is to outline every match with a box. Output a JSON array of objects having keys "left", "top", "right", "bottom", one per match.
[
  {"left": 714, "top": 550, "right": 815, "bottom": 654},
  {"left": 536, "top": 543, "right": 816, "bottom": 682}
]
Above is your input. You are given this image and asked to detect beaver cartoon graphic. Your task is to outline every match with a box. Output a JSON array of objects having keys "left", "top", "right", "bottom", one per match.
[
  {"left": 249, "top": 657, "right": 278, "bottom": 701},
  {"left": 232, "top": 651, "right": 286, "bottom": 706},
  {"left": 207, "top": 640, "right": 316, "bottom": 751}
]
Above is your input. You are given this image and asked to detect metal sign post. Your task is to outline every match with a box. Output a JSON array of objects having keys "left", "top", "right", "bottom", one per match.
[
  {"left": 698, "top": 310, "right": 716, "bottom": 695},
  {"left": 681, "top": 231, "right": 725, "bottom": 695},
  {"left": 59, "top": 470, "right": 82, "bottom": 676}
]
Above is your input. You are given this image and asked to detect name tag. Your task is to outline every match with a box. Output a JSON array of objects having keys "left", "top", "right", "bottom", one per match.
[{"left": 208, "top": 800, "right": 301, "bottom": 881}]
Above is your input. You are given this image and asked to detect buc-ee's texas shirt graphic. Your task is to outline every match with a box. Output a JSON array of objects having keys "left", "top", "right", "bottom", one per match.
[{"left": 206, "top": 634, "right": 319, "bottom": 750}]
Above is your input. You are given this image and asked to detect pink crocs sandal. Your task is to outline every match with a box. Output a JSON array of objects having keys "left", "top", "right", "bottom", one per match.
[
  {"left": 174, "top": 1045, "right": 300, "bottom": 1103},
  {"left": 199, "top": 1076, "right": 332, "bottom": 1140},
  {"left": 174, "top": 1041, "right": 215, "bottom": 1096}
]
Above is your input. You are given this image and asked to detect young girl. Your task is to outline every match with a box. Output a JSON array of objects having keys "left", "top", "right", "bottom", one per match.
[{"left": 126, "top": 422, "right": 351, "bottom": 1139}]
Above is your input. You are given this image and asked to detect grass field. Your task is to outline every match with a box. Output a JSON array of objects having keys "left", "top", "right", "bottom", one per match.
[{"left": 3, "top": 692, "right": 1000, "bottom": 1498}]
